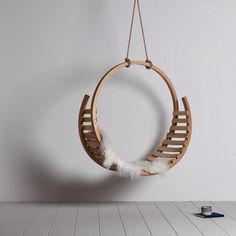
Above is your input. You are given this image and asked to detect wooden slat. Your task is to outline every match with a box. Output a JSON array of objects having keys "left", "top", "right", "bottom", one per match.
[
  {"left": 145, "top": 156, "right": 156, "bottom": 161},
  {"left": 170, "top": 126, "right": 189, "bottom": 131},
  {"left": 166, "top": 133, "right": 189, "bottom": 138},
  {"left": 88, "top": 151, "right": 101, "bottom": 156},
  {"left": 86, "top": 141, "right": 100, "bottom": 147},
  {"left": 162, "top": 140, "right": 185, "bottom": 145},
  {"left": 88, "top": 146, "right": 100, "bottom": 152},
  {"left": 82, "top": 125, "right": 93, "bottom": 131},
  {"left": 82, "top": 117, "right": 92, "bottom": 122},
  {"left": 146, "top": 153, "right": 178, "bottom": 161},
  {"left": 83, "top": 109, "right": 91, "bottom": 114},
  {"left": 172, "top": 118, "right": 189, "bottom": 123},
  {"left": 83, "top": 132, "right": 96, "bottom": 138},
  {"left": 85, "top": 138, "right": 97, "bottom": 143},
  {"left": 158, "top": 146, "right": 182, "bottom": 152},
  {"left": 154, "top": 152, "right": 178, "bottom": 158},
  {"left": 173, "top": 111, "right": 189, "bottom": 116}
]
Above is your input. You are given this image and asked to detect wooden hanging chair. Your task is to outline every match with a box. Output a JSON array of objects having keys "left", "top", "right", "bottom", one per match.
[
  {"left": 78, "top": 0, "right": 192, "bottom": 176},
  {"left": 78, "top": 60, "right": 192, "bottom": 176}
]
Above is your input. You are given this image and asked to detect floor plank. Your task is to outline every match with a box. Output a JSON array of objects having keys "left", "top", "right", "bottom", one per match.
[
  {"left": 117, "top": 202, "right": 152, "bottom": 236},
  {"left": 22, "top": 203, "right": 58, "bottom": 236},
  {"left": 75, "top": 202, "right": 100, "bottom": 236},
  {"left": 155, "top": 202, "right": 203, "bottom": 236},
  {"left": 175, "top": 202, "right": 228, "bottom": 236},
  {"left": 212, "top": 202, "right": 236, "bottom": 221},
  {"left": 0, "top": 202, "right": 20, "bottom": 231},
  {"left": 136, "top": 202, "right": 177, "bottom": 236},
  {"left": 49, "top": 202, "right": 78, "bottom": 236},
  {"left": 98, "top": 202, "right": 126, "bottom": 236},
  {"left": 0, "top": 202, "right": 39, "bottom": 236},
  {"left": 193, "top": 201, "right": 236, "bottom": 236},
  {"left": 0, "top": 202, "right": 235, "bottom": 236}
]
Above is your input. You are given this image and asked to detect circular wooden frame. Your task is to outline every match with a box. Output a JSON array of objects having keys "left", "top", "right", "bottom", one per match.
[{"left": 78, "top": 60, "right": 192, "bottom": 176}]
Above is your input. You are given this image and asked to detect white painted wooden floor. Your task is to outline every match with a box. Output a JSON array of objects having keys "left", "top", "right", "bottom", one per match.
[{"left": 0, "top": 202, "right": 235, "bottom": 236}]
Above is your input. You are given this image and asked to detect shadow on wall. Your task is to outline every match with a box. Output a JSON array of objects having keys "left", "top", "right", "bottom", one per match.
[
  {"left": 1, "top": 0, "right": 167, "bottom": 201},
  {"left": 2, "top": 64, "right": 167, "bottom": 201}
]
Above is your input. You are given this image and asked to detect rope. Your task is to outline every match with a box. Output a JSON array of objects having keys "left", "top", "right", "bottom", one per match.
[{"left": 125, "top": 0, "right": 151, "bottom": 67}]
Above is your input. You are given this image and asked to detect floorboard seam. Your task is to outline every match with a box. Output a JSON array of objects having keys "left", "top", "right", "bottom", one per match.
[
  {"left": 47, "top": 203, "right": 59, "bottom": 236},
  {"left": 135, "top": 202, "right": 153, "bottom": 236},
  {"left": 21, "top": 203, "right": 41, "bottom": 236},
  {"left": 153, "top": 202, "right": 179, "bottom": 236},
  {"left": 116, "top": 202, "right": 127, "bottom": 236},
  {"left": 0, "top": 202, "right": 22, "bottom": 233},
  {"left": 73, "top": 202, "right": 79, "bottom": 236},
  {"left": 173, "top": 202, "right": 205, "bottom": 236}
]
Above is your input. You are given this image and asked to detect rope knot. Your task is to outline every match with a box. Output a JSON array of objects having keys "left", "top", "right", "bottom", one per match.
[
  {"left": 125, "top": 58, "right": 131, "bottom": 68},
  {"left": 145, "top": 59, "right": 153, "bottom": 69}
]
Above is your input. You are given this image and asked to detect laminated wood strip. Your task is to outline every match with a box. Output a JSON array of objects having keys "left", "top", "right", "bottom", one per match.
[
  {"left": 155, "top": 152, "right": 178, "bottom": 158},
  {"left": 173, "top": 111, "right": 189, "bottom": 116},
  {"left": 162, "top": 140, "right": 185, "bottom": 145},
  {"left": 88, "top": 145, "right": 100, "bottom": 150},
  {"left": 82, "top": 125, "right": 93, "bottom": 131},
  {"left": 85, "top": 138, "right": 97, "bottom": 143},
  {"left": 84, "top": 132, "right": 96, "bottom": 138},
  {"left": 89, "top": 149, "right": 101, "bottom": 155},
  {"left": 145, "top": 153, "right": 177, "bottom": 161},
  {"left": 172, "top": 118, "right": 189, "bottom": 123},
  {"left": 170, "top": 126, "right": 189, "bottom": 131},
  {"left": 86, "top": 140, "right": 100, "bottom": 146},
  {"left": 166, "top": 133, "right": 189, "bottom": 138},
  {"left": 145, "top": 156, "right": 156, "bottom": 161},
  {"left": 84, "top": 109, "right": 91, "bottom": 114},
  {"left": 83, "top": 117, "right": 92, "bottom": 122},
  {"left": 88, "top": 144, "right": 100, "bottom": 149},
  {"left": 158, "top": 146, "right": 182, "bottom": 152}
]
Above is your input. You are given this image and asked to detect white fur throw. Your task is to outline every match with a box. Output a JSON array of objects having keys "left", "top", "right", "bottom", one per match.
[{"left": 100, "top": 130, "right": 171, "bottom": 178}]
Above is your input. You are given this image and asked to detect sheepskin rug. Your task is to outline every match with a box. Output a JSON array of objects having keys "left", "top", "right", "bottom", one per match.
[{"left": 100, "top": 130, "right": 171, "bottom": 178}]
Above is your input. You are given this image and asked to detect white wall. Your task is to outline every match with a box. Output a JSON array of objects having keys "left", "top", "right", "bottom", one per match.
[{"left": 0, "top": 0, "right": 236, "bottom": 201}]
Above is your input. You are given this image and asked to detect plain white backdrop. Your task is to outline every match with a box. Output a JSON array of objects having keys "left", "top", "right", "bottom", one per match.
[{"left": 0, "top": 0, "right": 236, "bottom": 201}]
